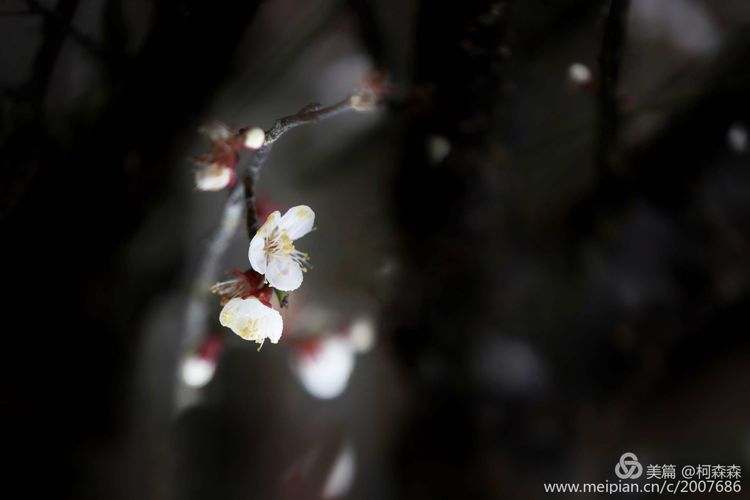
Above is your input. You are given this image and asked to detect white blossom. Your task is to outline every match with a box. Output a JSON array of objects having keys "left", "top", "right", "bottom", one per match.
[
  {"left": 248, "top": 205, "right": 314, "bottom": 291},
  {"left": 219, "top": 297, "right": 283, "bottom": 346}
]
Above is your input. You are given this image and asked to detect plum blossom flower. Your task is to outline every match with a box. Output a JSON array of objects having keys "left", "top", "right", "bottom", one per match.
[
  {"left": 219, "top": 296, "right": 283, "bottom": 346},
  {"left": 248, "top": 205, "right": 315, "bottom": 291}
]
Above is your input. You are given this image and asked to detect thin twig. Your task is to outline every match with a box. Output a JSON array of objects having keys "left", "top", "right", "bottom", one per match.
[
  {"left": 244, "top": 97, "right": 355, "bottom": 234},
  {"left": 265, "top": 98, "right": 356, "bottom": 145}
]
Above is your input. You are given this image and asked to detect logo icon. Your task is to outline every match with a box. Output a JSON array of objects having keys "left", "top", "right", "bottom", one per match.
[{"left": 615, "top": 452, "right": 643, "bottom": 479}]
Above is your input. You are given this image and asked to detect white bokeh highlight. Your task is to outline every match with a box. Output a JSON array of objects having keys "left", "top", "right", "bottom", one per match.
[{"left": 293, "top": 336, "right": 356, "bottom": 399}]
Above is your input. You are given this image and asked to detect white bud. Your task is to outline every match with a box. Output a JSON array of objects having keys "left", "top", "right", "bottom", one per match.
[
  {"left": 349, "top": 93, "right": 377, "bottom": 112},
  {"left": 244, "top": 127, "right": 266, "bottom": 149},
  {"left": 181, "top": 356, "right": 216, "bottom": 388},
  {"left": 195, "top": 164, "right": 232, "bottom": 191}
]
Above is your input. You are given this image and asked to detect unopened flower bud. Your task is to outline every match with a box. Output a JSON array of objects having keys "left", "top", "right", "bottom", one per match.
[
  {"left": 195, "top": 164, "right": 233, "bottom": 191},
  {"left": 181, "top": 334, "right": 224, "bottom": 388},
  {"left": 182, "top": 356, "right": 216, "bottom": 388},
  {"left": 244, "top": 127, "right": 266, "bottom": 149},
  {"left": 349, "top": 93, "right": 377, "bottom": 112}
]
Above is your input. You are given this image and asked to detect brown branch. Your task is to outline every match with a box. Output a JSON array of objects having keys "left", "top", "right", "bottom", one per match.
[
  {"left": 264, "top": 98, "right": 356, "bottom": 145},
  {"left": 243, "top": 97, "right": 356, "bottom": 234}
]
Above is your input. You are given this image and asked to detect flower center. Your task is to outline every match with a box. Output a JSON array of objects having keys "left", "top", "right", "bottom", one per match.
[
  {"left": 236, "top": 318, "right": 267, "bottom": 350},
  {"left": 264, "top": 229, "right": 310, "bottom": 270},
  {"left": 237, "top": 319, "right": 261, "bottom": 341}
]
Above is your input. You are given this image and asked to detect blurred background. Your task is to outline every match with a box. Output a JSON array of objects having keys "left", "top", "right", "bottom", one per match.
[{"left": 3, "top": 0, "right": 750, "bottom": 499}]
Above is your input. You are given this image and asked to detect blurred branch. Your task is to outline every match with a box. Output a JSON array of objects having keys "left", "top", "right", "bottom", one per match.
[
  {"left": 564, "top": 0, "right": 630, "bottom": 252},
  {"left": 24, "top": 0, "right": 80, "bottom": 101},
  {"left": 390, "top": 1, "right": 514, "bottom": 496},
  {"left": 102, "top": 0, "right": 127, "bottom": 57},
  {"left": 24, "top": 0, "right": 116, "bottom": 71},
  {"left": 596, "top": 0, "right": 629, "bottom": 176}
]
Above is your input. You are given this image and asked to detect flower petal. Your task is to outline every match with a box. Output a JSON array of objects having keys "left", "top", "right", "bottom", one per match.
[
  {"left": 266, "top": 255, "right": 304, "bottom": 291},
  {"left": 279, "top": 205, "right": 315, "bottom": 240},
  {"left": 248, "top": 233, "right": 267, "bottom": 274},
  {"left": 261, "top": 309, "right": 284, "bottom": 344},
  {"left": 219, "top": 297, "right": 283, "bottom": 344},
  {"left": 219, "top": 297, "right": 244, "bottom": 328},
  {"left": 195, "top": 164, "right": 232, "bottom": 191},
  {"left": 257, "top": 211, "right": 281, "bottom": 238}
]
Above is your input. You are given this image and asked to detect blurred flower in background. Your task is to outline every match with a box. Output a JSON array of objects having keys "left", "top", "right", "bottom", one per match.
[{"left": 181, "top": 334, "right": 224, "bottom": 388}]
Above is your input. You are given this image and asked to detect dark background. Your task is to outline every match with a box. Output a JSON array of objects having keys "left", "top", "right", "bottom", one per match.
[{"left": 3, "top": 0, "right": 750, "bottom": 499}]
